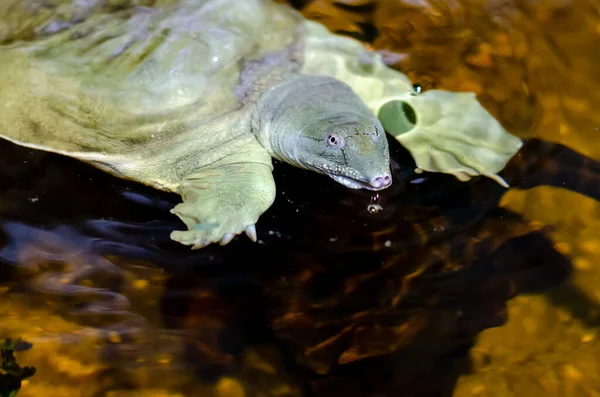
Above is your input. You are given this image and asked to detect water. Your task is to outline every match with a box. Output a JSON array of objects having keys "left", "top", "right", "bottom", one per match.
[{"left": 2, "top": 0, "right": 600, "bottom": 396}]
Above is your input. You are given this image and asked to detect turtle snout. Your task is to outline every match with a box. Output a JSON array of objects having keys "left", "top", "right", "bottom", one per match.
[{"left": 369, "top": 174, "right": 392, "bottom": 189}]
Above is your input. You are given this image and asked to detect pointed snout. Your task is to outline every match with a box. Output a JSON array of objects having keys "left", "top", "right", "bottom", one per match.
[{"left": 369, "top": 174, "right": 392, "bottom": 190}]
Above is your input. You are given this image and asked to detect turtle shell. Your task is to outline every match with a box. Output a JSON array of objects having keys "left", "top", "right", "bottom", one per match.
[{"left": 0, "top": 0, "right": 302, "bottom": 157}]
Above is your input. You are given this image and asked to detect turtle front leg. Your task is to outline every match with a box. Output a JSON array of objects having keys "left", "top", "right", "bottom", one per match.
[{"left": 170, "top": 161, "right": 275, "bottom": 250}]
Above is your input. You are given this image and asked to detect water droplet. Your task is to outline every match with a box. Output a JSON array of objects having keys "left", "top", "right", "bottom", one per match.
[{"left": 367, "top": 204, "right": 383, "bottom": 214}]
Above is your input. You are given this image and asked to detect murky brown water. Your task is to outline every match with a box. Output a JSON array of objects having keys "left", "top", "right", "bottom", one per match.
[{"left": 2, "top": 1, "right": 600, "bottom": 396}]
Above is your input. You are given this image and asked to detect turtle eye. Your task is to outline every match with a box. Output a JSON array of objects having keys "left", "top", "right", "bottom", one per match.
[{"left": 326, "top": 133, "right": 344, "bottom": 148}]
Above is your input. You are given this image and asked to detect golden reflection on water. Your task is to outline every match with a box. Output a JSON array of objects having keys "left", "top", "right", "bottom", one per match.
[{"left": 2, "top": 0, "right": 600, "bottom": 396}]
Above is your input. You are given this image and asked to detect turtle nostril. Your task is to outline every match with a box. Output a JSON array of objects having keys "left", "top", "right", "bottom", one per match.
[{"left": 371, "top": 175, "right": 392, "bottom": 188}]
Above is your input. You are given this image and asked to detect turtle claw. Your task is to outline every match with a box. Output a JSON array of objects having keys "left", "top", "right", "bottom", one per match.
[
  {"left": 245, "top": 225, "right": 257, "bottom": 242},
  {"left": 191, "top": 239, "right": 211, "bottom": 250},
  {"left": 219, "top": 233, "right": 235, "bottom": 246}
]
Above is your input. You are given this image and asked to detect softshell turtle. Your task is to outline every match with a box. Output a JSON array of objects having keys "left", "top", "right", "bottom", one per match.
[{"left": 0, "top": 0, "right": 522, "bottom": 249}]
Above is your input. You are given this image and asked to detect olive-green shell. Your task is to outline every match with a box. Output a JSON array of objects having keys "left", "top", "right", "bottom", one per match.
[{"left": 0, "top": 0, "right": 301, "bottom": 156}]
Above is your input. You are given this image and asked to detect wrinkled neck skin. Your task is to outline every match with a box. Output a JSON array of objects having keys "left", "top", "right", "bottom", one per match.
[
  {"left": 251, "top": 74, "right": 392, "bottom": 191},
  {"left": 252, "top": 75, "right": 325, "bottom": 167}
]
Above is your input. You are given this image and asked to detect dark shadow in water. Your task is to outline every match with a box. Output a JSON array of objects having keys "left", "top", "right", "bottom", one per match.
[{"left": 0, "top": 134, "right": 598, "bottom": 396}]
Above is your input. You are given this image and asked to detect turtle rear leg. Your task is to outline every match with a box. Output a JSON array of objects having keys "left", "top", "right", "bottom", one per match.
[{"left": 170, "top": 153, "right": 275, "bottom": 249}]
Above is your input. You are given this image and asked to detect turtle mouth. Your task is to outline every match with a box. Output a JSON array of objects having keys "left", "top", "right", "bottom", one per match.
[{"left": 330, "top": 174, "right": 391, "bottom": 191}]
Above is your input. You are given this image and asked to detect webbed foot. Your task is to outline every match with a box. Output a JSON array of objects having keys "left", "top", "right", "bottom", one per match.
[{"left": 169, "top": 162, "right": 275, "bottom": 249}]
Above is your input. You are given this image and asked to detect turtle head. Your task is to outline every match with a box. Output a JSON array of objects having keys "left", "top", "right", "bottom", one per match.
[
  {"left": 294, "top": 114, "right": 392, "bottom": 190},
  {"left": 252, "top": 75, "right": 392, "bottom": 191}
]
